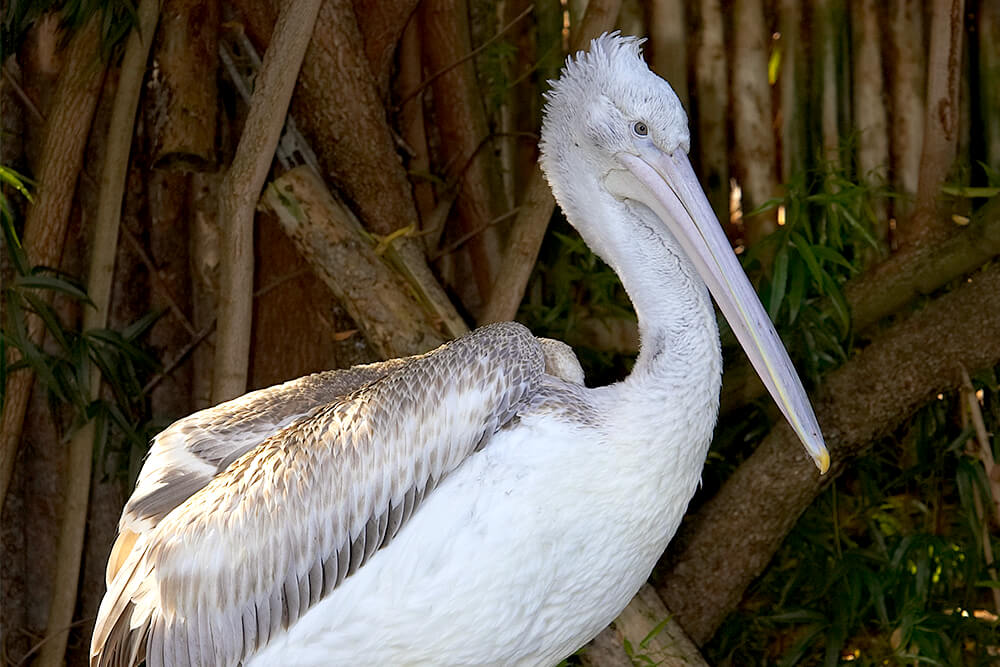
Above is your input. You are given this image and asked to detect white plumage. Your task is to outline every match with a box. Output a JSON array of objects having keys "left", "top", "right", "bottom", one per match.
[{"left": 92, "top": 34, "right": 827, "bottom": 667}]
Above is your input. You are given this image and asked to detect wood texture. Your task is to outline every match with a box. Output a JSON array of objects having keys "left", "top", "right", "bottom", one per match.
[
  {"left": 0, "top": 14, "right": 107, "bottom": 514},
  {"left": 147, "top": 0, "right": 219, "bottom": 170},
  {"left": 262, "top": 167, "right": 445, "bottom": 358},
  {"left": 213, "top": 0, "right": 323, "bottom": 404},
  {"left": 732, "top": 0, "right": 778, "bottom": 243}
]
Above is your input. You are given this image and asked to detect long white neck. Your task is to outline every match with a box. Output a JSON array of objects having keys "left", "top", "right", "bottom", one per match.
[{"left": 564, "top": 183, "right": 723, "bottom": 473}]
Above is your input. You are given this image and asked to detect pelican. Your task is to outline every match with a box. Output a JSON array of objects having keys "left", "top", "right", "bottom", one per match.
[{"left": 92, "top": 34, "right": 828, "bottom": 666}]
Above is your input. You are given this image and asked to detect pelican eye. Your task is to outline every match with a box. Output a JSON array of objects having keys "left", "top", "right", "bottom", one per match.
[{"left": 632, "top": 121, "right": 648, "bottom": 137}]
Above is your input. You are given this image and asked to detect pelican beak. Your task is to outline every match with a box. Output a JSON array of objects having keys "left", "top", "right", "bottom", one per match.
[{"left": 614, "top": 148, "right": 830, "bottom": 473}]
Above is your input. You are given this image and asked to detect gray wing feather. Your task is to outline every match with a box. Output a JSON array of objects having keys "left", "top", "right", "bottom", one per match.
[
  {"left": 91, "top": 322, "right": 545, "bottom": 667},
  {"left": 118, "top": 356, "right": 414, "bottom": 537}
]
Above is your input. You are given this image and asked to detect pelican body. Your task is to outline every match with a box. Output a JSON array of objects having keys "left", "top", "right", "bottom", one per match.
[{"left": 92, "top": 35, "right": 827, "bottom": 666}]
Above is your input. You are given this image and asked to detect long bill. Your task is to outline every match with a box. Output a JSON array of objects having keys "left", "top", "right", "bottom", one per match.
[{"left": 616, "top": 148, "right": 830, "bottom": 473}]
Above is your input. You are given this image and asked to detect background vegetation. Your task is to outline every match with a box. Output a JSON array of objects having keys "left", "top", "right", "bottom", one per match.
[{"left": 1, "top": 0, "right": 998, "bottom": 665}]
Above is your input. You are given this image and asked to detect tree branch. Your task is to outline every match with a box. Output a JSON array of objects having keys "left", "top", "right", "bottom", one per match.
[
  {"left": 0, "top": 13, "right": 107, "bottom": 513},
  {"left": 261, "top": 167, "right": 445, "bottom": 357},
  {"left": 213, "top": 0, "right": 322, "bottom": 404},
  {"left": 658, "top": 261, "right": 1000, "bottom": 645},
  {"left": 37, "top": 1, "right": 160, "bottom": 663}
]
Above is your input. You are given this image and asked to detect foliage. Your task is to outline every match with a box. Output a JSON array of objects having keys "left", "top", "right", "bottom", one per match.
[
  {"left": 741, "top": 157, "right": 886, "bottom": 385},
  {"left": 706, "top": 373, "right": 1000, "bottom": 666},
  {"left": 0, "top": 166, "right": 158, "bottom": 481},
  {"left": 1, "top": 0, "right": 136, "bottom": 61}
]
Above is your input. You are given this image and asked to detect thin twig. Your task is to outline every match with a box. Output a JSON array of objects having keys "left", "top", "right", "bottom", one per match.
[
  {"left": 119, "top": 224, "right": 198, "bottom": 337},
  {"left": 393, "top": 3, "right": 534, "bottom": 110},
  {"left": 15, "top": 616, "right": 94, "bottom": 667},
  {"left": 2, "top": 62, "right": 46, "bottom": 123},
  {"left": 959, "top": 368, "right": 1000, "bottom": 614},
  {"left": 143, "top": 320, "right": 216, "bottom": 395},
  {"left": 432, "top": 207, "right": 521, "bottom": 260}
]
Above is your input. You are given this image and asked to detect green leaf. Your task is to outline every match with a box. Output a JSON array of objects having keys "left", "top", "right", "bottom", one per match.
[
  {"left": 786, "top": 254, "right": 806, "bottom": 324},
  {"left": 940, "top": 185, "right": 1000, "bottom": 198},
  {"left": 16, "top": 273, "right": 94, "bottom": 304},
  {"left": 768, "top": 246, "right": 790, "bottom": 319},
  {"left": 790, "top": 232, "right": 826, "bottom": 293}
]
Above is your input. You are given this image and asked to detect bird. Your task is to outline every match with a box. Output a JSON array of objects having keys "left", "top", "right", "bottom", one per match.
[{"left": 91, "top": 33, "right": 829, "bottom": 667}]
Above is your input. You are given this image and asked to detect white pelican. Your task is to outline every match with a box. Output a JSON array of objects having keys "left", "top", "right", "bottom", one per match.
[{"left": 92, "top": 34, "right": 828, "bottom": 667}]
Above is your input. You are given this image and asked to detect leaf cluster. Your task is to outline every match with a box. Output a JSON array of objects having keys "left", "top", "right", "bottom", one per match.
[
  {"left": 707, "top": 372, "right": 1000, "bottom": 666},
  {"left": 1, "top": 167, "right": 158, "bottom": 480},
  {"left": 1, "top": 0, "right": 136, "bottom": 61}
]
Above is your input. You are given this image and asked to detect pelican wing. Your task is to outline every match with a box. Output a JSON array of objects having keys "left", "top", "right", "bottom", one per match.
[
  {"left": 91, "top": 322, "right": 545, "bottom": 667},
  {"left": 105, "top": 356, "right": 415, "bottom": 586}
]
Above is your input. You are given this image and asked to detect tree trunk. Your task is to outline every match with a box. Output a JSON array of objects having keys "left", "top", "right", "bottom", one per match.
[
  {"left": 648, "top": 0, "right": 688, "bottom": 111},
  {"left": 692, "top": 0, "right": 728, "bottom": 227},
  {"left": 732, "top": 0, "right": 778, "bottom": 244},
  {"left": 851, "top": 0, "right": 889, "bottom": 241},
  {"left": 262, "top": 167, "right": 445, "bottom": 358},
  {"left": 38, "top": 2, "right": 160, "bottom": 663},
  {"left": 147, "top": 0, "right": 219, "bottom": 170},
  {"left": 0, "top": 13, "right": 107, "bottom": 513},
  {"left": 887, "top": 0, "right": 925, "bottom": 224},
  {"left": 420, "top": 0, "right": 505, "bottom": 315},
  {"left": 213, "top": 0, "right": 323, "bottom": 404},
  {"left": 778, "top": 0, "right": 805, "bottom": 183},
  {"left": 904, "top": 0, "right": 965, "bottom": 246}
]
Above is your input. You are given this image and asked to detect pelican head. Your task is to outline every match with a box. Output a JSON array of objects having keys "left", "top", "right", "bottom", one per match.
[{"left": 540, "top": 34, "right": 829, "bottom": 473}]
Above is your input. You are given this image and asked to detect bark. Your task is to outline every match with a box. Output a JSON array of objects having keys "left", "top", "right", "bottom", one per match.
[
  {"left": 0, "top": 13, "right": 106, "bottom": 513},
  {"left": 397, "top": 16, "right": 436, "bottom": 241},
  {"left": 816, "top": 0, "right": 842, "bottom": 165},
  {"left": 721, "top": 195, "right": 1000, "bottom": 414},
  {"left": 351, "top": 0, "right": 420, "bottom": 99},
  {"left": 188, "top": 172, "right": 221, "bottom": 410},
  {"left": 420, "top": 0, "right": 505, "bottom": 313},
  {"left": 213, "top": 0, "right": 323, "bottom": 404},
  {"left": 478, "top": 0, "right": 623, "bottom": 324},
  {"left": 982, "top": 4, "right": 1000, "bottom": 170},
  {"left": 147, "top": 0, "right": 219, "bottom": 170},
  {"left": 778, "top": 0, "right": 805, "bottom": 183},
  {"left": 732, "top": 0, "right": 778, "bottom": 244},
  {"left": 648, "top": 0, "right": 689, "bottom": 112},
  {"left": 584, "top": 585, "right": 708, "bottom": 667},
  {"left": 235, "top": 0, "right": 468, "bottom": 340},
  {"left": 692, "top": 0, "right": 728, "bottom": 226},
  {"left": 904, "top": 0, "right": 965, "bottom": 246},
  {"left": 250, "top": 210, "right": 375, "bottom": 389},
  {"left": 887, "top": 0, "right": 925, "bottom": 220},
  {"left": 262, "top": 167, "right": 445, "bottom": 358},
  {"left": 851, "top": 0, "right": 889, "bottom": 240},
  {"left": 659, "top": 260, "right": 1000, "bottom": 644},
  {"left": 37, "top": 2, "right": 160, "bottom": 664}
]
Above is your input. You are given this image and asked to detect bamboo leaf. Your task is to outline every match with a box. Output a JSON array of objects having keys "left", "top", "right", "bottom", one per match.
[
  {"left": 768, "top": 245, "right": 790, "bottom": 319},
  {"left": 16, "top": 273, "right": 94, "bottom": 304},
  {"left": 790, "top": 232, "right": 826, "bottom": 292}
]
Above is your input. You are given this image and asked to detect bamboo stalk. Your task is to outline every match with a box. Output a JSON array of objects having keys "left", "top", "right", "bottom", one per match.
[
  {"left": 887, "top": 0, "right": 925, "bottom": 219},
  {"left": 692, "top": 0, "right": 728, "bottom": 226},
  {"left": 147, "top": 0, "right": 219, "bottom": 170},
  {"left": 649, "top": 0, "right": 689, "bottom": 111},
  {"left": 852, "top": 0, "right": 889, "bottom": 241},
  {"left": 0, "top": 13, "right": 107, "bottom": 513},
  {"left": 732, "top": 0, "right": 778, "bottom": 244},
  {"left": 905, "top": 0, "right": 965, "bottom": 246},
  {"left": 37, "top": 3, "right": 160, "bottom": 664},
  {"left": 213, "top": 0, "right": 323, "bottom": 404}
]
